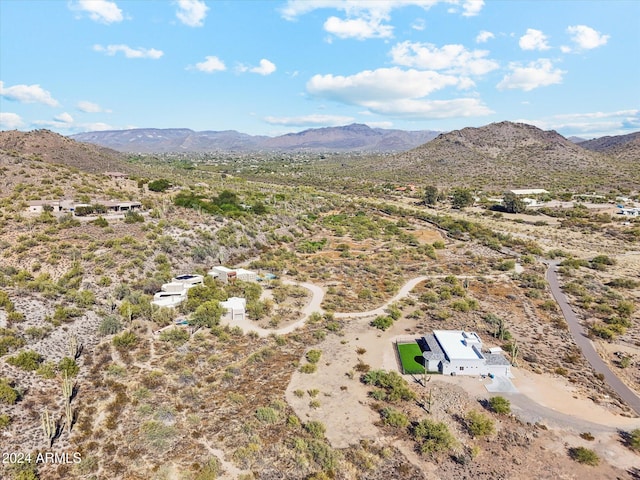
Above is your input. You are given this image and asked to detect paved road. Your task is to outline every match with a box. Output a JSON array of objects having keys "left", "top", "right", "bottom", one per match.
[{"left": 545, "top": 261, "right": 640, "bottom": 415}]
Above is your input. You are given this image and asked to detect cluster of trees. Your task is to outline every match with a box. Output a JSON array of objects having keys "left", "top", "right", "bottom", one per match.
[
  {"left": 174, "top": 189, "right": 267, "bottom": 217},
  {"left": 423, "top": 186, "right": 526, "bottom": 213}
]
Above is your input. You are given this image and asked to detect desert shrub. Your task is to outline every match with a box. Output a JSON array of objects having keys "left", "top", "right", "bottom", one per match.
[
  {"left": 307, "top": 439, "right": 340, "bottom": 471},
  {"left": 625, "top": 428, "right": 640, "bottom": 451},
  {"left": 141, "top": 421, "right": 176, "bottom": 450},
  {"left": 0, "top": 413, "right": 10, "bottom": 429},
  {"left": 159, "top": 328, "right": 190, "bottom": 346},
  {"left": 255, "top": 407, "right": 278, "bottom": 424},
  {"left": 380, "top": 407, "right": 409, "bottom": 428},
  {"left": 370, "top": 315, "right": 393, "bottom": 331},
  {"left": 194, "top": 458, "right": 220, "bottom": 480},
  {"left": 488, "top": 396, "right": 511, "bottom": 414},
  {"left": 112, "top": 331, "right": 138, "bottom": 349},
  {"left": 148, "top": 179, "right": 171, "bottom": 192},
  {"left": 568, "top": 446, "right": 599, "bottom": 465},
  {"left": 58, "top": 357, "right": 79, "bottom": 377},
  {"left": 362, "top": 370, "right": 416, "bottom": 402},
  {"left": 92, "top": 216, "right": 109, "bottom": 227},
  {"left": 300, "top": 364, "right": 317, "bottom": 374},
  {"left": 304, "top": 420, "right": 326, "bottom": 438},
  {"left": 306, "top": 349, "right": 322, "bottom": 364},
  {"left": 6, "top": 350, "right": 43, "bottom": 371},
  {"left": 0, "top": 378, "right": 19, "bottom": 404},
  {"left": 466, "top": 410, "right": 495, "bottom": 437},
  {"left": 99, "top": 315, "right": 122, "bottom": 335},
  {"left": 413, "top": 419, "right": 455, "bottom": 454},
  {"left": 124, "top": 210, "right": 145, "bottom": 223}
]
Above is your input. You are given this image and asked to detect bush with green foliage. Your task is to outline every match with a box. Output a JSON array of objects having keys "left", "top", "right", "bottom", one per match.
[
  {"left": 304, "top": 420, "right": 326, "bottom": 439},
  {"left": 6, "top": 350, "right": 43, "bottom": 371},
  {"left": 488, "top": 396, "right": 511, "bottom": 414},
  {"left": 380, "top": 407, "right": 409, "bottom": 428},
  {"left": 626, "top": 428, "right": 640, "bottom": 451},
  {"left": 413, "top": 419, "right": 456, "bottom": 454},
  {"left": 568, "top": 446, "right": 599, "bottom": 465},
  {"left": 112, "top": 331, "right": 138, "bottom": 349},
  {"left": 148, "top": 179, "right": 171, "bottom": 192},
  {"left": 362, "top": 370, "right": 416, "bottom": 402},
  {"left": 58, "top": 357, "right": 79, "bottom": 377},
  {"left": 0, "top": 378, "right": 19, "bottom": 404},
  {"left": 124, "top": 210, "right": 145, "bottom": 223},
  {"left": 306, "top": 349, "right": 322, "bottom": 364},
  {"left": 255, "top": 406, "right": 279, "bottom": 424},
  {"left": 99, "top": 315, "right": 123, "bottom": 335},
  {"left": 466, "top": 410, "right": 495, "bottom": 437},
  {"left": 370, "top": 315, "right": 393, "bottom": 331}
]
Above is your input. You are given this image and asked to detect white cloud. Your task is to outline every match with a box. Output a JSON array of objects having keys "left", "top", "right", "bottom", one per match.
[
  {"left": 191, "top": 56, "right": 226, "bottom": 73},
  {"left": 497, "top": 59, "right": 565, "bottom": 91},
  {"left": 390, "top": 41, "right": 499, "bottom": 75},
  {"left": 517, "top": 109, "right": 639, "bottom": 136},
  {"left": 519, "top": 28, "right": 550, "bottom": 51},
  {"left": 71, "top": 0, "right": 123, "bottom": 24},
  {"left": 362, "top": 97, "right": 493, "bottom": 118},
  {"left": 565, "top": 25, "right": 609, "bottom": 51},
  {"left": 307, "top": 67, "right": 461, "bottom": 103},
  {"left": 281, "top": 1, "right": 484, "bottom": 39},
  {"left": 77, "top": 100, "right": 109, "bottom": 113},
  {"left": 93, "top": 44, "right": 163, "bottom": 59},
  {"left": 0, "top": 81, "right": 59, "bottom": 106},
  {"left": 264, "top": 114, "right": 355, "bottom": 126},
  {"left": 461, "top": 0, "right": 483, "bottom": 17},
  {"left": 306, "top": 66, "right": 492, "bottom": 119},
  {"left": 176, "top": 0, "right": 209, "bottom": 27},
  {"left": 411, "top": 18, "right": 425, "bottom": 31},
  {"left": 250, "top": 59, "right": 277, "bottom": 76},
  {"left": 54, "top": 112, "right": 74, "bottom": 123},
  {"left": 475, "top": 30, "right": 494, "bottom": 43},
  {"left": 0, "top": 112, "right": 25, "bottom": 129},
  {"left": 366, "top": 121, "right": 394, "bottom": 128},
  {"left": 324, "top": 15, "right": 393, "bottom": 39},
  {"left": 82, "top": 122, "right": 114, "bottom": 131}
]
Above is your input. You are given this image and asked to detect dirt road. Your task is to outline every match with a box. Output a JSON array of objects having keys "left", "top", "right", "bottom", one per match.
[{"left": 545, "top": 261, "right": 640, "bottom": 415}]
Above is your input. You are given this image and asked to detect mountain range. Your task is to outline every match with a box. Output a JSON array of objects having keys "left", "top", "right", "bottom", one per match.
[
  {"left": 1, "top": 121, "right": 638, "bottom": 190},
  {"left": 69, "top": 124, "right": 440, "bottom": 153}
]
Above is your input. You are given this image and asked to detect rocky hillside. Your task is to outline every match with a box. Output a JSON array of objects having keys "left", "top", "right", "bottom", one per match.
[
  {"left": 578, "top": 131, "right": 640, "bottom": 161},
  {"left": 345, "top": 121, "right": 639, "bottom": 190},
  {"left": 0, "top": 129, "right": 126, "bottom": 174},
  {"left": 70, "top": 124, "right": 440, "bottom": 153}
]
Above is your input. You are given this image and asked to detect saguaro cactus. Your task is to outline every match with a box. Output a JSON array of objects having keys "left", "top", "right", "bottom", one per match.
[
  {"left": 68, "top": 334, "right": 80, "bottom": 359},
  {"left": 41, "top": 408, "right": 57, "bottom": 447},
  {"left": 62, "top": 371, "right": 73, "bottom": 402}
]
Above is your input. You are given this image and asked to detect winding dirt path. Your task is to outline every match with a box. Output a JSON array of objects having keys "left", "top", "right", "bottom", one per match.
[{"left": 221, "top": 277, "right": 431, "bottom": 336}]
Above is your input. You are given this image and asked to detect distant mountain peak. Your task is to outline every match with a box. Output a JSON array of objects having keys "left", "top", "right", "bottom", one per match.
[{"left": 70, "top": 125, "right": 440, "bottom": 153}]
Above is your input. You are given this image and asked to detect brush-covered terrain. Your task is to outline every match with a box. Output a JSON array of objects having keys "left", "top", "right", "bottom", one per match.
[{"left": 1, "top": 128, "right": 639, "bottom": 480}]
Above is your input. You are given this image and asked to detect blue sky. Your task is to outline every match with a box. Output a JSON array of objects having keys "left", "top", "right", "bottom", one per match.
[{"left": 1, "top": 0, "right": 638, "bottom": 138}]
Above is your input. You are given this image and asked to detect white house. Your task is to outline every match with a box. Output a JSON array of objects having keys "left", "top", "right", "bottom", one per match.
[
  {"left": 220, "top": 297, "right": 246, "bottom": 321},
  {"left": 152, "top": 290, "right": 187, "bottom": 308},
  {"left": 509, "top": 189, "right": 549, "bottom": 196},
  {"left": 618, "top": 207, "right": 640, "bottom": 217},
  {"left": 422, "top": 330, "right": 511, "bottom": 377},
  {"left": 171, "top": 274, "right": 204, "bottom": 288},
  {"left": 209, "top": 266, "right": 257, "bottom": 283}
]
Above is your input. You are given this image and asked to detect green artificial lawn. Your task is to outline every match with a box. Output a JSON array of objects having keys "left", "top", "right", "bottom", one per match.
[{"left": 397, "top": 342, "right": 425, "bottom": 374}]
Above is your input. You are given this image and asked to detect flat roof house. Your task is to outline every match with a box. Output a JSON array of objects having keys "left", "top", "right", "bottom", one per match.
[
  {"left": 220, "top": 297, "right": 246, "bottom": 321},
  {"left": 26, "top": 200, "right": 61, "bottom": 213},
  {"left": 509, "top": 189, "right": 549, "bottom": 196},
  {"left": 209, "top": 266, "right": 257, "bottom": 283},
  {"left": 422, "top": 330, "right": 511, "bottom": 377}
]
